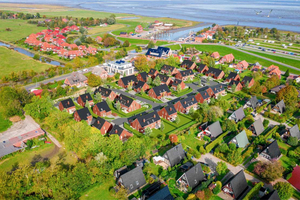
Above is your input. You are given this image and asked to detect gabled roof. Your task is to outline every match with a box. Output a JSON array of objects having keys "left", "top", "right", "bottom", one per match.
[
  {"left": 119, "top": 167, "right": 146, "bottom": 193},
  {"left": 288, "top": 166, "right": 300, "bottom": 190},
  {"left": 273, "top": 100, "right": 285, "bottom": 113},
  {"left": 179, "top": 69, "right": 193, "bottom": 77},
  {"left": 164, "top": 144, "right": 185, "bottom": 167},
  {"left": 197, "top": 64, "right": 207, "bottom": 72},
  {"left": 94, "top": 101, "right": 111, "bottom": 113},
  {"left": 224, "top": 170, "right": 249, "bottom": 200},
  {"left": 136, "top": 111, "right": 160, "bottom": 128},
  {"left": 115, "top": 94, "right": 134, "bottom": 107},
  {"left": 75, "top": 107, "right": 91, "bottom": 121},
  {"left": 252, "top": 118, "right": 265, "bottom": 136},
  {"left": 270, "top": 85, "right": 285, "bottom": 93},
  {"left": 249, "top": 96, "right": 259, "bottom": 109},
  {"left": 289, "top": 124, "right": 300, "bottom": 139},
  {"left": 120, "top": 75, "right": 137, "bottom": 86},
  {"left": 92, "top": 117, "right": 110, "bottom": 131},
  {"left": 94, "top": 86, "right": 113, "bottom": 98},
  {"left": 232, "top": 130, "right": 249, "bottom": 148},
  {"left": 227, "top": 72, "right": 239, "bottom": 80},
  {"left": 146, "top": 46, "right": 171, "bottom": 58},
  {"left": 181, "top": 60, "right": 195, "bottom": 68},
  {"left": 162, "top": 105, "right": 177, "bottom": 116},
  {"left": 210, "top": 84, "right": 225, "bottom": 94},
  {"left": 138, "top": 72, "right": 148, "bottom": 81},
  {"left": 109, "top": 125, "right": 126, "bottom": 136},
  {"left": 157, "top": 73, "right": 171, "bottom": 83},
  {"left": 178, "top": 96, "right": 198, "bottom": 109},
  {"left": 172, "top": 79, "right": 183, "bottom": 87},
  {"left": 161, "top": 65, "right": 176, "bottom": 72},
  {"left": 206, "top": 67, "right": 224, "bottom": 77},
  {"left": 242, "top": 76, "right": 253, "bottom": 84},
  {"left": 263, "top": 140, "right": 281, "bottom": 159},
  {"left": 79, "top": 93, "right": 93, "bottom": 102},
  {"left": 148, "top": 68, "right": 158, "bottom": 76},
  {"left": 230, "top": 107, "right": 245, "bottom": 121},
  {"left": 207, "top": 121, "right": 223, "bottom": 138},
  {"left": 184, "top": 163, "right": 205, "bottom": 189},
  {"left": 67, "top": 72, "right": 87, "bottom": 85},
  {"left": 261, "top": 190, "right": 280, "bottom": 200},
  {"left": 148, "top": 186, "right": 174, "bottom": 200},
  {"left": 229, "top": 80, "right": 241, "bottom": 87},
  {"left": 60, "top": 98, "right": 75, "bottom": 109},
  {"left": 133, "top": 81, "right": 147, "bottom": 90},
  {"left": 151, "top": 84, "right": 170, "bottom": 96}
]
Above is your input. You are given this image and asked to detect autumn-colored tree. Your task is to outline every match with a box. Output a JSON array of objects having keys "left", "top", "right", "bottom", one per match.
[
  {"left": 276, "top": 85, "right": 298, "bottom": 106},
  {"left": 254, "top": 161, "right": 284, "bottom": 182},
  {"left": 87, "top": 74, "right": 102, "bottom": 87},
  {"left": 134, "top": 55, "right": 149, "bottom": 72},
  {"left": 249, "top": 81, "right": 262, "bottom": 94},
  {"left": 264, "top": 75, "right": 280, "bottom": 90},
  {"left": 169, "top": 134, "right": 178, "bottom": 143},
  {"left": 196, "top": 190, "right": 205, "bottom": 199},
  {"left": 261, "top": 85, "right": 267, "bottom": 93}
]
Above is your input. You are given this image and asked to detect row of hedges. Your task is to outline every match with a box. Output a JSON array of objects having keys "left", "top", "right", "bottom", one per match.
[
  {"left": 242, "top": 182, "right": 263, "bottom": 200},
  {"left": 205, "top": 131, "right": 229, "bottom": 153},
  {"left": 264, "top": 111, "right": 287, "bottom": 123},
  {"left": 263, "top": 126, "right": 278, "bottom": 139},
  {"left": 256, "top": 103, "right": 268, "bottom": 113}
]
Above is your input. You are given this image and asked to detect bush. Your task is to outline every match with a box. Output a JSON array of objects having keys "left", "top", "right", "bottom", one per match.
[
  {"left": 203, "top": 135, "right": 211, "bottom": 143},
  {"left": 205, "top": 131, "right": 228, "bottom": 152},
  {"left": 287, "top": 136, "right": 298, "bottom": 146},
  {"left": 243, "top": 182, "right": 263, "bottom": 200},
  {"left": 280, "top": 148, "right": 287, "bottom": 156},
  {"left": 263, "top": 119, "right": 269, "bottom": 128},
  {"left": 286, "top": 173, "right": 292, "bottom": 180},
  {"left": 213, "top": 181, "right": 222, "bottom": 194}
]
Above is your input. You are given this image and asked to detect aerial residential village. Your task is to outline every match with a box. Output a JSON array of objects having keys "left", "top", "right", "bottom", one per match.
[{"left": 1, "top": 11, "right": 300, "bottom": 200}]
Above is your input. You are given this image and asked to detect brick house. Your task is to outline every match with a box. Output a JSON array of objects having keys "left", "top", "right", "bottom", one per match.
[
  {"left": 228, "top": 80, "right": 243, "bottom": 92},
  {"left": 118, "top": 75, "right": 137, "bottom": 89},
  {"left": 135, "top": 25, "right": 143, "bottom": 33},
  {"left": 158, "top": 105, "right": 177, "bottom": 121},
  {"left": 115, "top": 94, "right": 141, "bottom": 112},
  {"left": 148, "top": 84, "right": 171, "bottom": 99},
  {"left": 133, "top": 81, "right": 150, "bottom": 93},
  {"left": 93, "top": 101, "right": 112, "bottom": 117},
  {"left": 130, "top": 111, "right": 161, "bottom": 133},
  {"left": 137, "top": 72, "right": 148, "bottom": 82},
  {"left": 205, "top": 68, "right": 225, "bottom": 79},
  {"left": 210, "top": 84, "right": 226, "bottom": 97},
  {"left": 77, "top": 93, "right": 94, "bottom": 107},
  {"left": 94, "top": 86, "right": 117, "bottom": 101},
  {"left": 181, "top": 60, "right": 197, "bottom": 70},
  {"left": 92, "top": 117, "right": 113, "bottom": 135},
  {"left": 148, "top": 69, "right": 159, "bottom": 78},
  {"left": 219, "top": 53, "right": 234, "bottom": 63},
  {"left": 197, "top": 64, "right": 209, "bottom": 74},
  {"left": 156, "top": 73, "right": 172, "bottom": 86},
  {"left": 241, "top": 76, "right": 254, "bottom": 87},
  {"left": 74, "top": 107, "right": 93, "bottom": 125},
  {"left": 95, "top": 36, "right": 102, "bottom": 43},
  {"left": 235, "top": 60, "right": 249, "bottom": 71},
  {"left": 175, "top": 69, "right": 194, "bottom": 81},
  {"left": 64, "top": 72, "right": 88, "bottom": 87},
  {"left": 267, "top": 65, "right": 281, "bottom": 78},
  {"left": 59, "top": 98, "right": 76, "bottom": 114},
  {"left": 211, "top": 52, "right": 220, "bottom": 59},
  {"left": 226, "top": 72, "right": 240, "bottom": 82},
  {"left": 195, "top": 87, "right": 214, "bottom": 103},
  {"left": 174, "top": 96, "right": 198, "bottom": 114},
  {"left": 160, "top": 65, "right": 179, "bottom": 75},
  {"left": 171, "top": 79, "right": 186, "bottom": 91},
  {"left": 109, "top": 125, "right": 133, "bottom": 142}
]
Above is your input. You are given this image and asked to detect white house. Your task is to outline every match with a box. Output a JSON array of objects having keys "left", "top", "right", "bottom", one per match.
[{"left": 104, "top": 60, "right": 135, "bottom": 76}]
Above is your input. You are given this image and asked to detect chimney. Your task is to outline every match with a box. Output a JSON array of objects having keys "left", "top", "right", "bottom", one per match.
[
  {"left": 143, "top": 119, "right": 146, "bottom": 123},
  {"left": 221, "top": 85, "right": 222, "bottom": 88},
  {"left": 115, "top": 129, "right": 118, "bottom": 133},
  {"left": 192, "top": 98, "right": 194, "bottom": 101},
  {"left": 67, "top": 101, "right": 70, "bottom": 105},
  {"left": 184, "top": 101, "right": 187, "bottom": 105},
  {"left": 106, "top": 91, "right": 108, "bottom": 94},
  {"left": 127, "top": 100, "right": 129, "bottom": 103},
  {"left": 86, "top": 95, "right": 88, "bottom": 99},
  {"left": 170, "top": 107, "right": 172, "bottom": 111},
  {"left": 120, "top": 96, "right": 122, "bottom": 99},
  {"left": 154, "top": 114, "right": 156, "bottom": 118},
  {"left": 97, "top": 120, "right": 100, "bottom": 124},
  {"left": 214, "top": 88, "right": 216, "bottom": 91}
]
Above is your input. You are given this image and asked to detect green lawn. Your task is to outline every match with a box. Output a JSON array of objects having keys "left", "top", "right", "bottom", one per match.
[
  {"left": 118, "top": 37, "right": 150, "bottom": 44},
  {"left": 0, "top": 46, "right": 52, "bottom": 78},
  {"left": 80, "top": 179, "right": 117, "bottom": 200},
  {"left": 279, "top": 155, "right": 299, "bottom": 171},
  {"left": 156, "top": 41, "right": 174, "bottom": 46},
  {"left": 172, "top": 87, "right": 193, "bottom": 97},
  {"left": 0, "top": 19, "right": 45, "bottom": 42},
  {"left": 180, "top": 132, "right": 205, "bottom": 151},
  {"left": 151, "top": 120, "right": 177, "bottom": 137},
  {"left": 0, "top": 112, "right": 12, "bottom": 132},
  {"left": 135, "top": 93, "right": 163, "bottom": 103}
]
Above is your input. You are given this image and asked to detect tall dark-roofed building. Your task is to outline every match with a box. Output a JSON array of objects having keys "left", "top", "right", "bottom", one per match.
[
  {"left": 222, "top": 170, "right": 250, "bottom": 200},
  {"left": 205, "top": 67, "right": 225, "bottom": 79},
  {"left": 74, "top": 107, "right": 93, "bottom": 125},
  {"left": 181, "top": 60, "right": 196, "bottom": 70},
  {"left": 174, "top": 96, "right": 198, "bottom": 114},
  {"left": 148, "top": 68, "right": 159, "bottom": 78},
  {"left": 115, "top": 94, "right": 141, "bottom": 112},
  {"left": 117, "top": 167, "right": 147, "bottom": 194},
  {"left": 146, "top": 46, "right": 172, "bottom": 58},
  {"left": 161, "top": 65, "right": 179, "bottom": 75},
  {"left": 109, "top": 125, "right": 133, "bottom": 142},
  {"left": 171, "top": 79, "right": 186, "bottom": 91},
  {"left": 94, "top": 86, "right": 117, "bottom": 101},
  {"left": 228, "top": 80, "right": 243, "bottom": 92},
  {"left": 260, "top": 140, "right": 281, "bottom": 160},
  {"left": 241, "top": 76, "right": 254, "bottom": 87},
  {"left": 92, "top": 117, "right": 113, "bottom": 135},
  {"left": 93, "top": 101, "right": 111, "bottom": 117},
  {"left": 177, "top": 163, "right": 205, "bottom": 190},
  {"left": 156, "top": 73, "right": 172, "bottom": 86},
  {"left": 158, "top": 105, "right": 177, "bottom": 121},
  {"left": 133, "top": 81, "right": 150, "bottom": 93},
  {"left": 197, "top": 64, "right": 209, "bottom": 74},
  {"left": 148, "top": 84, "right": 171, "bottom": 99},
  {"left": 148, "top": 186, "right": 174, "bottom": 200},
  {"left": 130, "top": 111, "right": 161, "bottom": 133},
  {"left": 137, "top": 72, "right": 148, "bottom": 82},
  {"left": 175, "top": 69, "right": 194, "bottom": 81},
  {"left": 59, "top": 98, "right": 76, "bottom": 114},
  {"left": 77, "top": 93, "right": 94, "bottom": 107},
  {"left": 118, "top": 75, "right": 137, "bottom": 88},
  {"left": 163, "top": 144, "right": 186, "bottom": 167},
  {"left": 226, "top": 72, "right": 240, "bottom": 82}
]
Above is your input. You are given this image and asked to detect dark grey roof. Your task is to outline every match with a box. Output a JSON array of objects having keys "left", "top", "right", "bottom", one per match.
[
  {"left": 273, "top": 100, "right": 286, "bottom": 113},
  {"left": 120, "top": 75, "right": 137, "bottom": 86},
  {"left": 148, "top": 69, "right": 158, "bottom": 76},
  {"left": 92, "top": 117, "right": 110, "bottom": 131},
  {"left": 252, "top": 118, "right": 264, "bottom": 136},
  {"left": 151, "top": 84, "right": 170, "bottom": 96},
  {"left": 181, "top": 60, "right": 195, "bottom": 69},
  {"left": 75, "top": 107, "right": 91, "bottom": 121},
  {"left": 60, "top": 98, "right": 75, "bottom": 109},
  {"left": 210, "top": 84, "right": 226, "bottom": 95},
  {"left": 208, "top": 121, "right": 223, "bottom": 138},
  {"left": 67, "top": 72, "right": 87, "bottom": 85},
  {"left": 179, "top": 69, "right": 193, "bottom": 77},
  {"left": 172, "top": 79, "right": 183, "bottom": 87},
  {"left": 249, "top": 96, "right": 259, "bottom": 109},
  {"left": 120, "top": 167, "right": 146, "bottom": 193},
  {"left": 94, "top": 86, "right": 113, "bottom": 98},
  {"left": 133, "top": 81, "right": 147, "bottom": 90},
  {"left": 270, "top": 85, "right": 285, "bottom": 93},
  {"left": 227, "top": 72, "right": 238, "bottom": 80},
  {"left": 224, "top": 170, "right": 249, "bottom": 200},
  {"left": 289, "top": 124, "right": 300, "bottom": 139},
  {"left": 206, "top": 67, "right": 224, "bottom": 77},
  {"left": 115, "top": 94, "right": 134, "bottom": 107},
  {"left": 157, "top": 73, "right": 170, "bottom": 83},
  {"left": 229, "top": 80, "right": 241, "bottom": 87},
  {"left": 184, "top": 163, "right": 205, "bottom": 189},
  {"left": 261, "top": 190, "right": 280, "bottom": 200},
  {"left": 148, "top": 186, "right": 174, "bottom": 200},
  {"left": 230, "top": 107, "right": 245, "bottom": 122},
  {"left": 94, "top": 101, "right": 111, "bottom": 113},
  {"left": 242, "top": 76, "right": 253, "bottom": 84},
  {"left": 161, "top": 65, "right": 176, "bottom": 73},
  {"left": 197, "top": 64, "right": 207, "bottom": 72},
  {"left": 198, "top": 89, "right": 210, "bottom": 100},
  {"left": 162, "top": 105, "right": 177, "bottom": 116},
  {"left": 79, "top": 93, "right": 93, "bottom": 102},
  {"left": 146, "top": 46, "right": 171, "bottom": 58},
  {"left": 139, "top": 72, "right": 148, "bottom": 82},
  {"left": 179, "top": 96, "right": 198, "bottom": 109},
  {"left": 263, "top": 140, "right": 281, "bottom": 159},
  {"left": 164, "top": 144, "right": 185, "bottom": 167},
  {"left": 136, "top": 111, "right": 161, "bottom": 128},
  {"left": 109, "top": 125, "right": 126, "bottom": 136}
]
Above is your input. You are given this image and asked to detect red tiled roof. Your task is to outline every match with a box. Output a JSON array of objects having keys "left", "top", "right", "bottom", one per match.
[{"left": 288, "top": 166, "right": 300, "bottom": 190}]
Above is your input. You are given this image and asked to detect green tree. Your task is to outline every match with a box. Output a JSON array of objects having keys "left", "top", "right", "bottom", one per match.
[
  {"left": 33, "top": 54, "right": 40, "bottom": 60},
  {"left": 177, "top": 84, "right": 182, "bottom": 93},
  {"left": 94, "top": 93, "right": 102, "bottom": 102},
  {"left": 160, "top": 121, "right": 165, "bottom": 131},
  {"left": 24, "top": 96, "right": 53, "bottom": 120},
  {"left": 276, "top": 85, "right": 298, "bottom": 106},
  {"left": 231, "top": 83, "right": 237, "bottom": 92},
  {"left": 115, "top": 101, "right": 121, "bottom": 111},
  {"left": 213, "top": 181, "right": 222, "bottom": 194},
  {"left": 147, "top": 40, "right": 155, "bottom": 49},
  {"left": 144, "top": 127, "right": 152, "bottom": 135},
  {"left": 85, "top": 100, "right": 90, "bottom": 108},
  {"left": 265, "top": 75, "right": 280, "bottom": 90},
  {"left": 147, "top": 77, "right": 153, "bottom": 85},
  {"left": 88, "top": 74, "right": 102, "bottom": 87},
  {"left": 175, "top": 115, "right": 180, "bottom": 125},
  {"left": 114, "top": 73, "right": 120, "bottom": 80},
  {"left": 222, "top": 119, "right": 237, "bottom": 132},
  {"left": 123, "top": 40, "right": 130, "bottom": 47},
  {"left": 153, "top": 76, "right": 161, "bottom": 86},
  {"left": 216, "top": 161, "right": 228, "bottom": 176},
  {"left": 273, "top": 182, "right": 293, "bottom": 200},
  {"left": 189, "top": 107, "right": 195, "bottom": 114},
  {"left": 284, "top": 69, "right": 290, "bottom": 77},
  {"left": 287, "top": 136, "right": 298, "bottom": 146}
]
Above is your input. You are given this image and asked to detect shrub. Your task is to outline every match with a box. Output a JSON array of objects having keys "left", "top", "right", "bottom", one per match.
[
  {"left": 263, "top": 119, "right": 269, "bottom": 128},
  {"left": 213, "top": 181, "right": 222, "bottom": 194},
  {"left": 203, "top": 135, "right": 211, "bottom": 143},
  {"left": 287, "top": 136, "right": 298, "bottom": 146},
  {"left": 286, "top": 173, "right": 292, "bottom": 180},
  {"left": 205, "top": 131, "right": 228, "bottom": 152},
  {"left": 243, "top": 182, "right": 263, "bottom": 200},
  {"left": 280, "top": 148, "right": 287, "bottom": 156}
]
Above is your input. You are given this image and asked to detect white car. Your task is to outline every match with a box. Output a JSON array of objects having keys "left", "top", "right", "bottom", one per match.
[{"left": 83, "top": 69, "right": 88, "bottom": 72}]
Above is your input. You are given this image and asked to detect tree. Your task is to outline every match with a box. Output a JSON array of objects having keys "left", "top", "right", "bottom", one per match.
[
  {"left": 287, "top": 136, "right": 298, "bottom": 146},
  {"left": 88, "top": 74, "right": 102, "bottom": 87},
  {"left": 24, "top": 96, "right": 53, "bottom": 120},
  {"left": 284, "top": 69, "right": 290, "bottom": 77},
  {"left": 134, "top": 55, "right": 149, "bottom": 72},
  {"left": 114, "top": 73, "right": 120, "bottom": 80},
  {"left": 33, "top": 54, "right": 40, "bottom": 60},
  {"left": 189, "top": 107, "right": 195, "bottom": 114},
  {"left": 169, "top": 134, "right": 178, "bottom": 143},
  {"left": 153, "top": 76, "right": 161, "bottom": 86},
  {"left": 160, "top": 121, "right": 165, "bottom": 131},
  {"left": 177, "top": 84, "right": 182, "bottom": 93},
  {"left": 216, "top": 161, "right": 228, "bottom": 176},
  {"left": 147, "top": 40, "right": 155, "bottom": 49},
  {"left": 222, "top": 119, "right": 237, "bottom": 132},
  {"left": 213, "top": 181, "right": 222, "bottom": 194},
  {"left": 276, "top": 85, "right": 298, "bottom": 106},
  {"left": 249, "top": 81, "right": 262, "bottom": 94},
  {"left": 274, "top": 182, "right": 293, "bottom": 200},
  {"left": 94, "top": 93, "right": 102, "bottom": 102},
  {"left": 175, "top": 115, "right": 180, "bottom": 125},
  {"left": 147, "top": 77, "right": 152, "bottom": 85},
  {"left": 265, "top": 75, "right": 280, "bottom": 90},
  {"left": 135, "top": 46, "right": 142, "bottom": 53},
  {"left": 263, "top": 119, "right": 269, "bottom": 128},
  {"left": 254, "top": 161, "right": 284, "bottom": 182},
  {"left": 123, "top": 40, "right": 130, "bottom": 47},
  {"left": 115, "top": 101, "right": 121, "bottom": 111},
  {"left": 231, "top": 83, "right": 237, "bottom": 92},
  {"left": 79, "top": 26, "right": 86, "bottom": 35},
  {"left": 94, "top": 152, "right": 107, "bottom": 164},
  {"left": 73, "top": 57, "right": 84, "bottom": 69},
  {"left": 144, "top": 127, "right": 152, "bottom": 135}
]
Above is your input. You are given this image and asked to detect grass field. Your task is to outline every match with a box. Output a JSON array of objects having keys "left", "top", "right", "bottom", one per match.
[
  {"left": 0, "top": 19, "right": 45, "bottom": 42},
  {"left": 88, "top": 24, "right": 126, "bottom": 37},
  {"left": 0, "top": 46, "right": 52, "bottom": 78},
  {"left": 117, "top": 37, "right": 150, "bottom": 45},
  {"left": 0, "top": 112, "right": 12, "bottom": 132},
  {"left": 80, "top": 179, "right": 117, "bottom": 200}
]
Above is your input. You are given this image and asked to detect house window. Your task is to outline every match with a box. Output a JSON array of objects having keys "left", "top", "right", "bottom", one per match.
[
  {"left": 130, "top": 184, "right": 133, "bottom": 189},
  {"left": 136, "top": 181, "right": 139, "bottom": 185}
]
